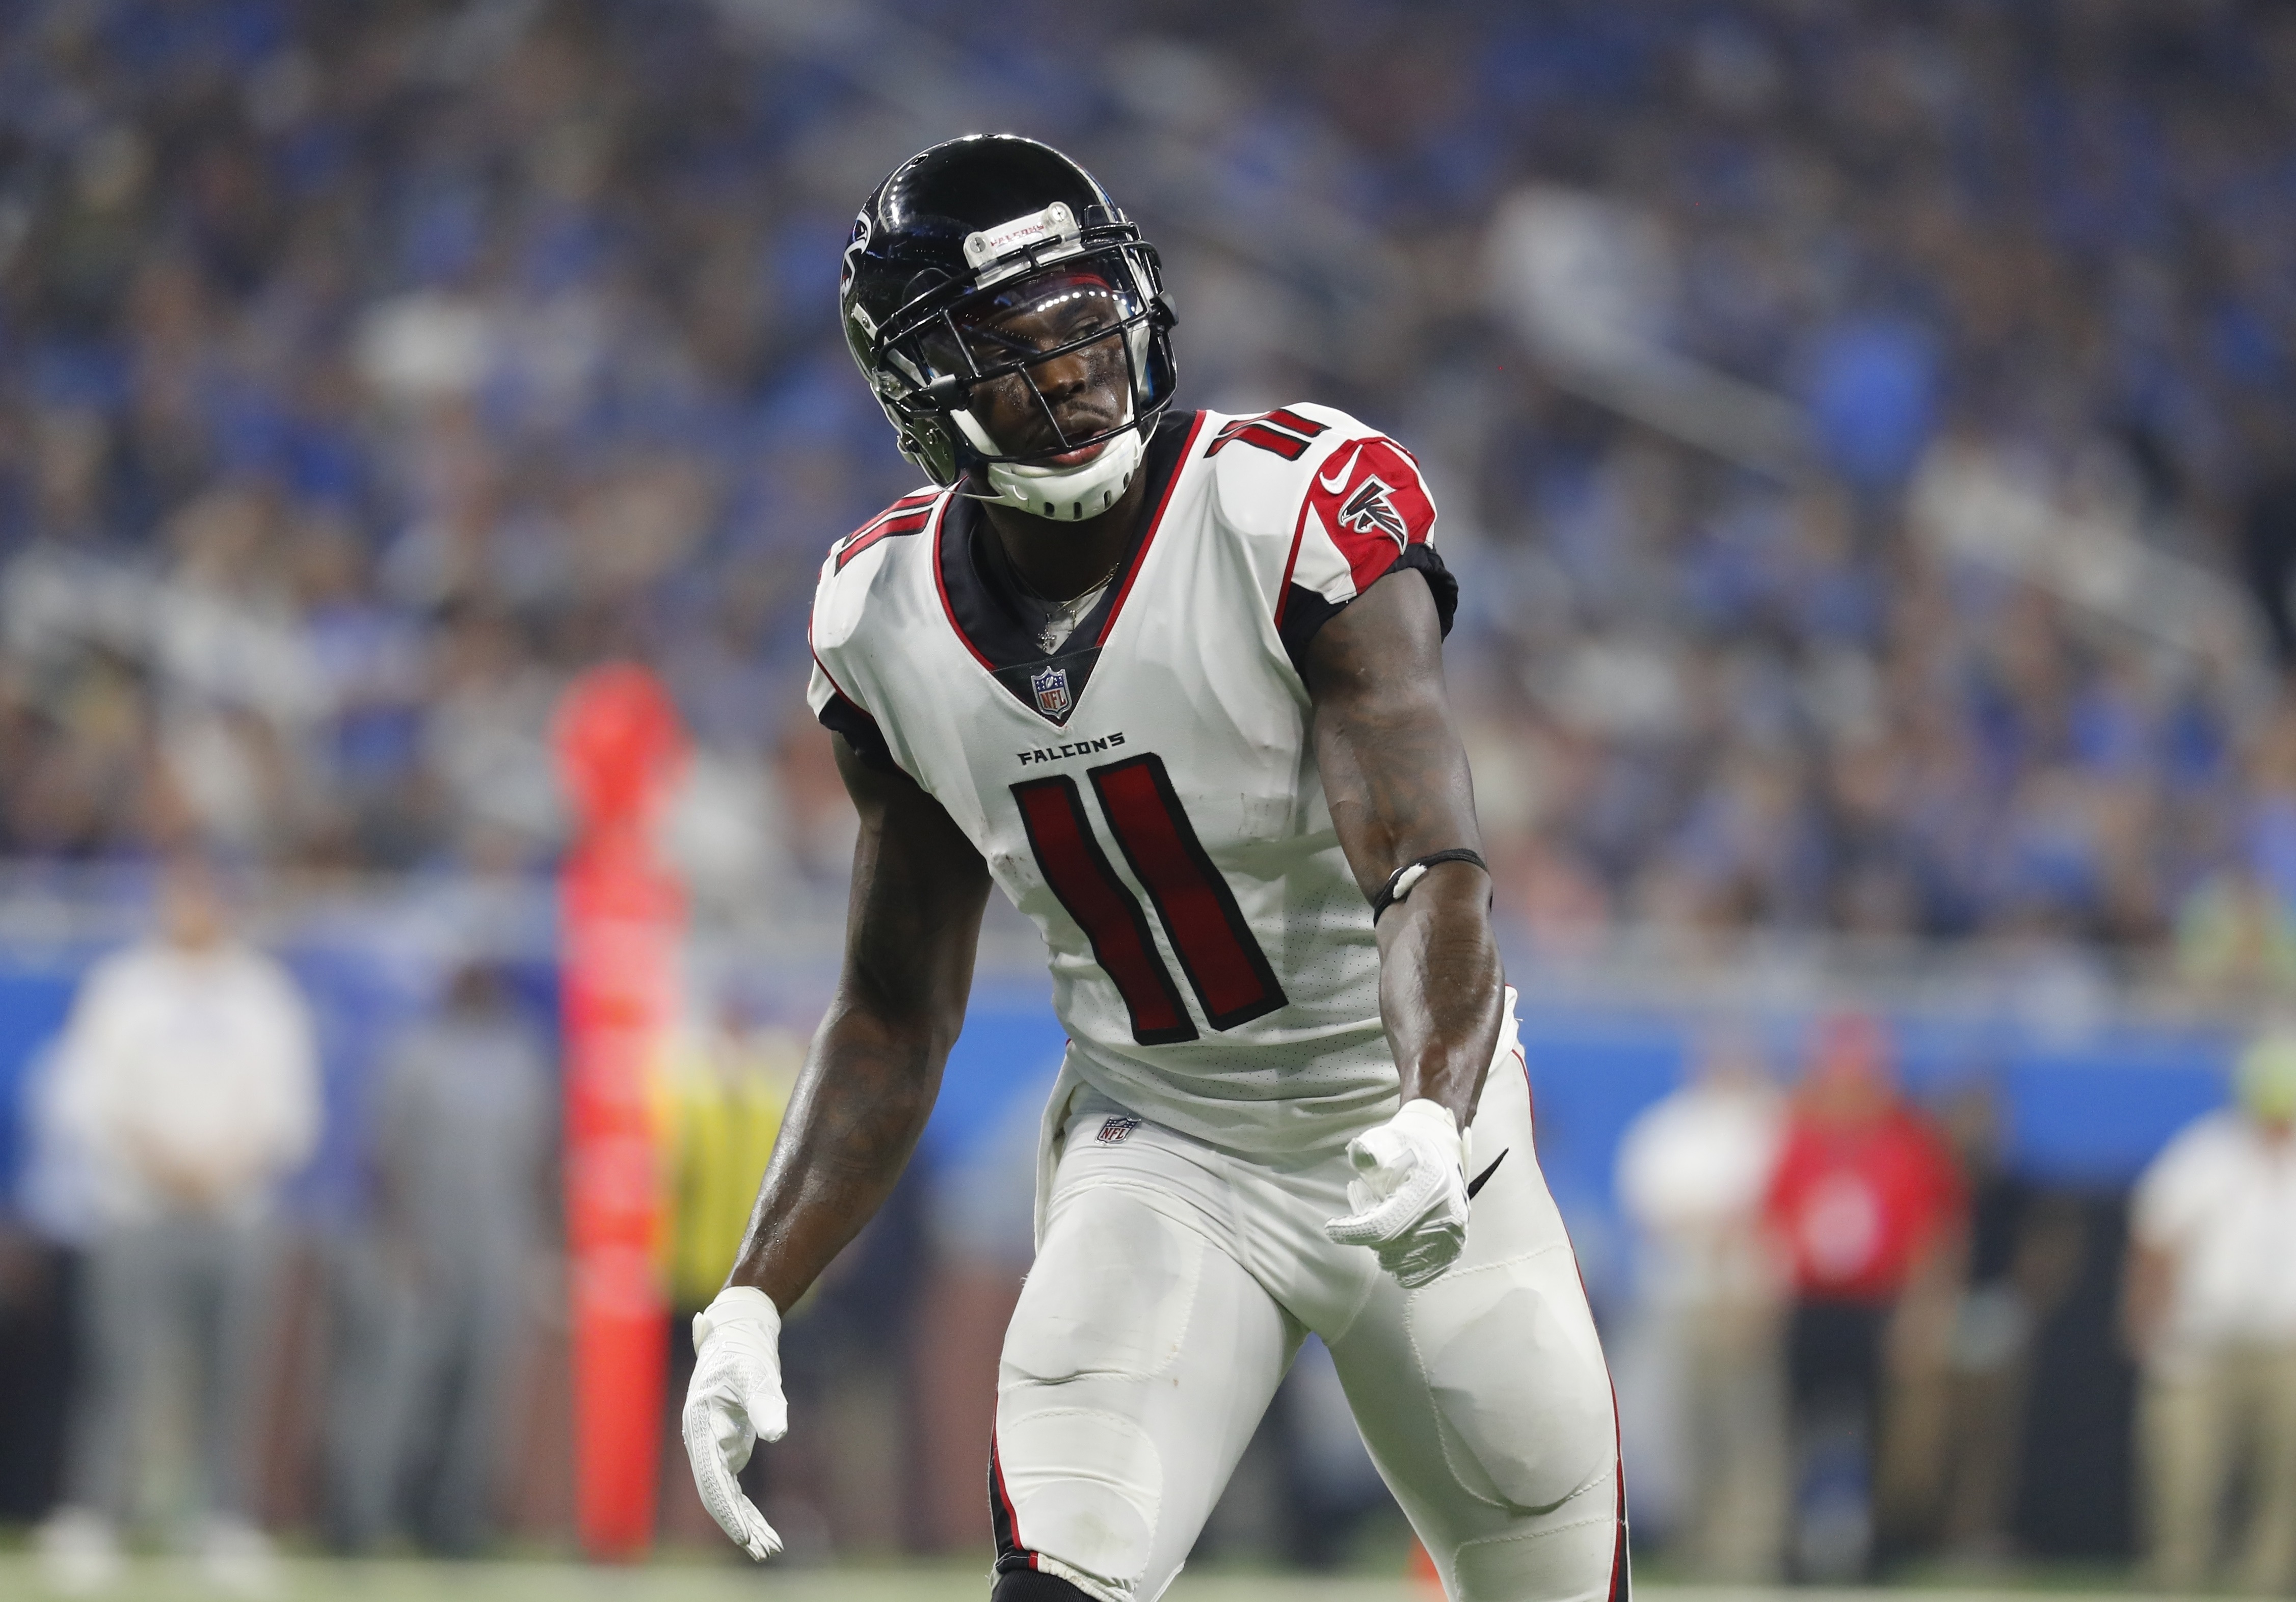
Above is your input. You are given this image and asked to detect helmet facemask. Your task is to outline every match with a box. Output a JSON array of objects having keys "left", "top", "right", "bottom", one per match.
[{"left": 865, "top": 233, "right": 1177, "bottom": 521}]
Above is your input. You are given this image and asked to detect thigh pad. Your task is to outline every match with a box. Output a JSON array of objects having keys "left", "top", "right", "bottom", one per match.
[
  {"left": 1410, "top": 1244, "right": 1615, "bottom": 1515},
  {"left": 1003, "top": 1187, "right": 1205, "bottom": 1386}
]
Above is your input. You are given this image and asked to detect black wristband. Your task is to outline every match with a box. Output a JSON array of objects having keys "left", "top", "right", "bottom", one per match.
[{"left": 1370, "top": 848, "right": 1489, "bottom": 922}]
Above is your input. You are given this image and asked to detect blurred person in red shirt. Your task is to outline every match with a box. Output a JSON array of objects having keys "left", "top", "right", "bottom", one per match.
[{"left": 1764, "top": 1012, "right": 1965, "bottom": 1579}]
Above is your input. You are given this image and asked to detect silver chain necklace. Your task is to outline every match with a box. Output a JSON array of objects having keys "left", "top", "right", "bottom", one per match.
[{"left": 1017, "top": 553, "right": 1125, "bottom": 655}]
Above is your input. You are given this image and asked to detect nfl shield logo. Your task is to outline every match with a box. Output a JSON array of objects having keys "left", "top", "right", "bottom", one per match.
[{"left": 1031, "top": 663, "right": 1072, "bottom": 717}]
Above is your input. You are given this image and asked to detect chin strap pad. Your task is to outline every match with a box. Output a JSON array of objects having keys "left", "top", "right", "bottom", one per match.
[{"left": 975, "top": 417, "right": 1145, "bottom": 521}]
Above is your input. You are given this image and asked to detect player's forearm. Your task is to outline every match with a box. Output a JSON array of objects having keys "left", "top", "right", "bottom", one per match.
[
  {"left": 722, "top": 1000, "right": 947, "bottom": 1311},
  {"left": 1303, "top": 568, "right": 1500, "bottom": 1128},
  {"left": 1376, "top": 867, "right": 1505, "bottom": 1126}
]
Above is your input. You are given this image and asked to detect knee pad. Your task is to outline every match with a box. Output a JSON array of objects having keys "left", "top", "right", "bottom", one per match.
[
  {"left": 991, "top": 1189, "right": 1197, "bottom": 1593},
  {"left": 1449, "top": 1509, "right": 1625, "bottom": 1602},
  {"left": 991, "top": 1417, "right": 1160, "bottom": 1599},
  {"left": 992, "top": 1568, "right": 1104, "bottom": 1602}
]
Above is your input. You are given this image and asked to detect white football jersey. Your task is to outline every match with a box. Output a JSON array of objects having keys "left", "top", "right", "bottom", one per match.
[{"left": 805, "top": 405, "right": 1456, "bottom": 1157}]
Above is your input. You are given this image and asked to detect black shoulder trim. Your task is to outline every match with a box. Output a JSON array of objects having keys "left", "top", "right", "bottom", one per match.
[
  {"left": 817, "top": 690, "right": 898, "bottom": 772},
  {"left": 1278, "top": 545, "right": 1458, "bottom": 676}
]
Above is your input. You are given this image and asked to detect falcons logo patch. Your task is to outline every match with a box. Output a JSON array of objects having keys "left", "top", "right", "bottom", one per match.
[{"left": 1336, "top": 476, "right": 1409, "bottom": 550}]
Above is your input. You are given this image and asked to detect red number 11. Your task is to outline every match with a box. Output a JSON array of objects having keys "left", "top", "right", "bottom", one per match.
[{"left": 1012, "top": 753, "right": 1288, "bottom": 1044}]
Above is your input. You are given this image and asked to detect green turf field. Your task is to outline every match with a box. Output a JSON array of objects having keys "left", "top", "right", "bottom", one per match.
[
  {"left": 0, "top": 1556, "right": 1418, "bottom": 1601},
  {"left": 0, "top": 1558, "right": 2170, "bottom": 1602}
]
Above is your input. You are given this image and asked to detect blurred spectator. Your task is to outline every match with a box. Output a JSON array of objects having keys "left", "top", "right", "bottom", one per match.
[
  {"left": 773, "top": 1167, "right": 931, "bottom": 1559},
  {"left": 1269, "top": 1337, "right": 1395, "bottom": 1570},
  {"left": 2239, "top": 442, "right": 2296, "bottom": 672},
  {"left": 36, "top": 863, "right": 318, "bottom": 1594},
  {"left": 660, "top": 1007, "right": 794, "bottom": 1322},
  {"left": 329, "top": 960, "right": 553, "bottom": 1557},
  {"left": 656, "top": 1004, "right": 793, "bottom": 1544},
  {"left": 0, "top": 0, "right": 2281, "bottom": 971},
  {"left": 1878, "top": 1080, "right": 2085, "bottom": 1566},
  {"left": 1614, "top": 1030, "right": 1789, "bottom": 1580},
  {"left": 2124, "top": 1030, "right": 2296, "bottom": 1595},
  {"left": 1764, "top": 1013, "right": 1964, "bottom": 1579},
  {"left": 0, "top": 1222, "right": 72, "bottom": 1521},
  {"left": 2175, "top": 867, "right": 2296, "bottom": 1002},
  {"left": 915, "top": 1075, "right": 1047, "bottom": 1553}
]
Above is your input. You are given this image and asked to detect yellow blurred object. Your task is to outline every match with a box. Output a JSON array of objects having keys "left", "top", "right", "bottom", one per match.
[
  {"left": 2235, "top": 1029, "right": 2296, "bottom": 1127},
  {"left": 2175, "top": 871, "right": 2296, "bottom": 1000},
  {"left": 658, "top": 1019, "right": 800, "bottom": 1311}
]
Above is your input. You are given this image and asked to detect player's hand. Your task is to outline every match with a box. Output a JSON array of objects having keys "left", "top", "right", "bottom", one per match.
[
  {"left": 1323, "top": 1098, "right": 1472, "bottom": 1289},
  {"left": 681, "top": 1286, "right": 788, "bottom": 1561}
]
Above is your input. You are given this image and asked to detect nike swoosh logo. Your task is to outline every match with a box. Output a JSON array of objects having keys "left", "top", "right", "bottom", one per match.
[
  {"left": 1466, "top": 1149, "right": 1508, "bottom": 1200},
  {"left": 1316, "top": 445, "right": 1359, "bottom": 493}
]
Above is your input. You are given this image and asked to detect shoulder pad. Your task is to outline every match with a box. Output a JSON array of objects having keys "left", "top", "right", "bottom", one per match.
[
  {"left": 811, "top": 486, "right": 948, "bottom": 653},
  {"left": 1200, "top": 404, "right": 1397, "bottom": 535},
  {"left": 826, "top": 487, "right": 944, "bottom": 574}
]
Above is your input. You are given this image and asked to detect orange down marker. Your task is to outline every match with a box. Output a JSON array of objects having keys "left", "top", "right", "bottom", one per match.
[{"left": 555, "top": 664, "right": 688, "bottom": 1560}]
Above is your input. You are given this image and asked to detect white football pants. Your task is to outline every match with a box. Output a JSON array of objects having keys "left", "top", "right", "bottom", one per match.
[{"left": 992, "top": 1001, "right": 1626, "bottom": 1602}]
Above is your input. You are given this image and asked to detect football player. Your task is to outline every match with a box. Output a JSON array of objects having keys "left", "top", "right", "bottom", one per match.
[{"left": 683, "top": 135, "right": 1624, "bottom": 1602}]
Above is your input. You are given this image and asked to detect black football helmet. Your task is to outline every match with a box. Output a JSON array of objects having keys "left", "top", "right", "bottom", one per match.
[{"left": 840, "top": 134, "right": 1178, "bottom": 518}]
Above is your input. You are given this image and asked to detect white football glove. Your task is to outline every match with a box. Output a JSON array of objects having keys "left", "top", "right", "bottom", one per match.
[
  {"left": 681, "top": 1286, "right": 788, "bottom": 1561},
  {"left": 1322, "top": 1098, "right": 1472, "bottom": 1289}
]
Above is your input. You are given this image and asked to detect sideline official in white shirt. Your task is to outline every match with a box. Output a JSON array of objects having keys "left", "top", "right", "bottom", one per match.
[
  {"left": 2125, "top": 1031, "right": 2296, "bottom": 1595},
  {"left": 36, "top": 863, "right": 319, "bottom": 1596}
]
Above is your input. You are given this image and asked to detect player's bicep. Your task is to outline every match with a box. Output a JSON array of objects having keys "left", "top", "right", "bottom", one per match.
[
  {"left": 1302, "top": 570, "right": 1482, "bottom": 900},
  {"left": 834, "top": 735, "right": 991, "bottom": 1036}
]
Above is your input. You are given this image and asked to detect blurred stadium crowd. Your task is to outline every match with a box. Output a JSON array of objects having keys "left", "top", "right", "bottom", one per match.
[
  {"left": 2, "top": 0, "right": 2296, "bottom": 1588},
  {"left": 1, "top": 0, "right": 2294, "bottom": 967}
]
